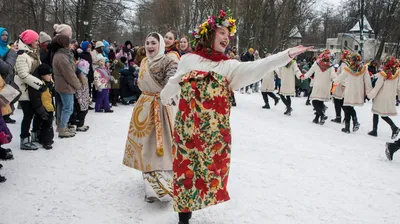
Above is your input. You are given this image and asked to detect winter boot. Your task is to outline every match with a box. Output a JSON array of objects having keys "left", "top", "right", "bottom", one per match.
[
  {"left": 178, "top": 212, "right": 192, "bottom": 224},
  {"left": 284, "top": 107, "right": 292, "bottom": 116},
  {"left": 305, "top": 99, "right": 311, "bottom": 106},
  {"left": 391, "top": 127, "right": 400, "bottom": 140},
  {"left": 261, "top": 92, "right": 270, "bottom": 109},
  {"left": 43, "top": 144, "right": 53, "bottom": 150},
  {"left": 0, "top": 147, "right": 13, "bottom": 160},
  {"left": 352, "top": 117, "right": 360, "bottom": 132},
  {"left": 31, "top": 131, "right": 38, "bottom": 143},
  {"left": 319, "top": 114, "right": 327, "bottom": 125},
  {"left": 77, "top": 125, "right": 90, "bottom": 132},
  {"left": 331, "top": 116, "right": 342, "bottom": 124},
  {"left": 312, "top": 115, "right": 319, "bottom": 124},
  {"left": 0, "top": 174, "right": 6, "bottom": 183},
  {"left": 20, "top": 137, "right": 38, "bottom": 150},
  {"left": 342, "top": 122, "right": 350, "bottom": 134},
  {"left": 385, "top": 141, "right": 400, "bottom": 161},
  {"left": 104, "top": 109, "right": 114, "bottom": 113},
  {"left": 4, "top": 116, "right": 16, "bottom": 124},
  {"left": 368, "top": 129, "right": 378, "bottom": 137},
  {"left": 68, "top": 125, "right": 77, "bottom": 134},
  {"left": 58, "top": 128, "right": 75, "bottom": 138}
]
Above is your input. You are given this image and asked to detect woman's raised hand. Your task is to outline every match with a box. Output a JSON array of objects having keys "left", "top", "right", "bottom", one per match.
[{"left": 288, "top": 45, "right": 314, "bottom": 58}]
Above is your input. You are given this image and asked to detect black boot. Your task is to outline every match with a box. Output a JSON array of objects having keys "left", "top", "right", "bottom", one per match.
[
  {"left": 331, "top": 116, "right": 342, "bottom": 124},
  {"left": 342, "top": 122, "right": 350, "bottom": 133},
  {"left": 284, "top": 107, "right": 292, "bottom": 116},
  {"left": 312, "top": 115, "right": 319, "bottom": 124},
  {"left": 178, "top": 212, "right": 192, "bottom": 224},
  {"left": 385, "top": 141, "right": 400, "bottom": 161},
  {"left": 319, "top": 113, "right": 327, "bottom": 125},
  {"left": 3, "top": 115, "right": 16, "bottom": 124},
  {"left": 391, "top": 127, "right": 400, "bottom": 140},
  {"left": 352, "top": 117, "right": 360, "bottom": 132},
  {"left": 0, "top": 147, "right": 13, "bottom": 160},
  {"left": 305, "top": 99, "right": 311, "bottom": 105},
  {"left": 261, "top": 92, "right": 270, "bottom": 109},
  {"left": 368, "top": 129, "right": 378, "bottom": 137},
  {"left": 0, "top": 173, "right": 6, "bottom": 183},
  {"left": 273, "top": 96, "right": 280, "bottom": 106}
]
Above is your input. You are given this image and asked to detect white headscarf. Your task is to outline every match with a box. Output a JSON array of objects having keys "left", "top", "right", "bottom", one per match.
[{"left": 146, "top": 32, "right": 165, "bottom": 66}]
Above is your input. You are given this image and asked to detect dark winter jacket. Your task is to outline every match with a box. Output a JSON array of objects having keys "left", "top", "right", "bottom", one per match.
[
  {"left": 40, "top": 48, "right": 51, "bottom": 67},
  {"left": 120, "top": 67, "right": 141, "bottom": 99},
  {"left": 28, "top": 79, "right": 55, "bottom": 118},
  {"left": 79, "top": 51, "right": 94, "bottom": 84},
  {"left": 240, "top": 52, "right": 254, "bottom": 62}
]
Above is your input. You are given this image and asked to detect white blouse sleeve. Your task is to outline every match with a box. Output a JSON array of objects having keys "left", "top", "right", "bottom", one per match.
[
  {"left": 160, "top": 57, "right": 187, "bottom": 105},
  {"left": 222, "top": 49, "right": 292, "bottom": 89}
]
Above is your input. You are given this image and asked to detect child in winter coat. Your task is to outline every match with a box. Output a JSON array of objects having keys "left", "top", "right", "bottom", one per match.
[
  {"left": 69, "top": 59, "right": 91, "bottom": 132},
  {"left": 108, "top": 52, "right": 124, "bottom": 106},
  {"left": 93, "top": 55, "right": 113, "bottom": 113},
  {"left": 28, "top": 63, "right": 55, "bottom": 150}
]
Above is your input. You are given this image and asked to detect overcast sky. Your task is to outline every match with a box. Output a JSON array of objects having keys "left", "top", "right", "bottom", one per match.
[{"left": 315, "top": 0, "right": 342, "bottom": 10}]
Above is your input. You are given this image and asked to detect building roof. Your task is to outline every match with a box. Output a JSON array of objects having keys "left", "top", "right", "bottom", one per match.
[
  {"left": 289, "top": 27, "right": 302, "bottom": 39},
  {"left": 349, "top": 16, "right": 374, "bottom": 33}
]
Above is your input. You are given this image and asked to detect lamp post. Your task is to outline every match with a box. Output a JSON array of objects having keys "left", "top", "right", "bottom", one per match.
[
  {"left": 360, "top": 0, "right": 364, "bottom": 56},
  {"left": 83, "top": 20, "right": 89, "bottom": 41}
]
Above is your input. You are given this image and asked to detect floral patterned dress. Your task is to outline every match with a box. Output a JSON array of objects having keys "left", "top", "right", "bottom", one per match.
[{"left": 173, "top": 70, "right": 232, "bottom": 212}]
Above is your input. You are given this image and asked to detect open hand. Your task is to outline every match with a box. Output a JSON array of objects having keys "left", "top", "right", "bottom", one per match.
[{"left": 288, "top": 45, "right": 314, "bottom": 58}]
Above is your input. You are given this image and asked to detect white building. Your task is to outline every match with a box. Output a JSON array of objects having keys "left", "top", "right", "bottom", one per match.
[{"left": 326, "top": 17, "right": 396, "bottom": 61}]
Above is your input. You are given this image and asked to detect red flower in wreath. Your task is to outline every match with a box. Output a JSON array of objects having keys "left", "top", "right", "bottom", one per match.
[{"left": 213, "top": 96, "right": 228, "bottom": 114}]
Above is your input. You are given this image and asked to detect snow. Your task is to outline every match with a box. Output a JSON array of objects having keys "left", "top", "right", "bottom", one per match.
[{"left": 1, "top": 92, "right": 400, "bottom": 224}]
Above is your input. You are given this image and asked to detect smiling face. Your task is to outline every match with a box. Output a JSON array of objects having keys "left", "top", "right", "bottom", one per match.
[
  {"left": 145, "top": 36, "right": 160, "bottom": 59},
  {"left": 164, "top": 32, "right": 175, "bottom": 48},
  {"left": 179, "top": 37, "right": 188, "bottom": 51},
  {"left": 1, "top": 30, "right": 8, "bottom": 42},
  {"left": 30, "top": 39, "right": 39, "bottom": 49},
  {"left": 213, "top": 27, "right": 229, "bottom": 53}
]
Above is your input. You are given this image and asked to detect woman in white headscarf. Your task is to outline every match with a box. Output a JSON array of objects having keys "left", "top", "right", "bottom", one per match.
[{"left": 122, "top": 32, "right": 178, "bottom": 203}]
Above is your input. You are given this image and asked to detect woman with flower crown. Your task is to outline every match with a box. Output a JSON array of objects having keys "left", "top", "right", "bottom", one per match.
[
  {"left": 334, "top": 53, "right": 373, "bottom": 134},
  {"left": 366, "top": 56, "right": 400, "bottom": 139},
  {"left": 160, "top": 9, "right": 312, "bottom": 224}
]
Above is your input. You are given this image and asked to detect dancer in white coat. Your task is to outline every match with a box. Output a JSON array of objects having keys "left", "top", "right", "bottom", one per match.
[
  {"left": 334, "top": 53, "right": 373, "bottom": 133},
  {"left": 278, "top": 60, "right": 302, "bottom": 115},
  {"left": 331, "top": 50, "right": 350, "bottom": 123},
  {"left": 303, "top": 50, "right": 337, "bottom": 125},
  {"left": 367, "top": 56, "right": 400, "bottom": 139},
  {"left": 260, "top": 58, "right": 280, "bottom": 109}
]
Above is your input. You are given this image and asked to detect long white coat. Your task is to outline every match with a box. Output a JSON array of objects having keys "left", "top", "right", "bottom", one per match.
[
  {"left": 334, "top": 65, "right": 373, "bottom": 107},
  {"left": 367, "top": 71, "right": 400, "bottom": 116},
  {"left": 261, "top": 69, "right": 279, "bottom": 92},
  {"left": 278, "top": 61, "right": 302, "bottom": 96},
  {"left": 304, "top": 62, "right": 337, "bottom": 102},
  {"left": 332, "top": 63, "right": 346, "bottom": 100}
]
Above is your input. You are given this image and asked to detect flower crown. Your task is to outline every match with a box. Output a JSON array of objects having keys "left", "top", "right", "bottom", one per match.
[
  {"left": 192, "top": 9, "right": 237, "bottom": 45},
  {"left": 384, "top": 56, "right": 399, "bottom": 69}
]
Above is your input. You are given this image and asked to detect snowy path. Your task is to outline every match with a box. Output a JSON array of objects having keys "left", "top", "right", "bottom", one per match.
[{"left": 1, "top": 92, "right": 400, "bottom": 224}]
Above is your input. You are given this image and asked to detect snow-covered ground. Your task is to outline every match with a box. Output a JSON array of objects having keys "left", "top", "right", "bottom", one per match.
[{"left": 1, "top": 92, "right": 400, "bottom": 224}]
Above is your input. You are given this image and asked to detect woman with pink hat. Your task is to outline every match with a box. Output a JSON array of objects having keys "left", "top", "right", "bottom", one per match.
[{"left": 14, "top": 29, "right": 44, "bottom": 150}]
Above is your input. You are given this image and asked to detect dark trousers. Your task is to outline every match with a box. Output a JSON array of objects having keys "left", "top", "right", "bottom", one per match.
[
  {"left": 19, "top": 101, "right": 35, "bottom": 138},
  {"left": 373, "top": 114, "right": 398, "bottom": 131},
  {"left": 55, "top": 92, "right": 62, "bottom": 126},
  {"left": 312, "top": 100, "right": 325, "bottom": 118},
  {"left": 69, "top": 98, "right": 88, "bottom": 127},
  {"left": 109, "top": 89, "right": 119, "bottom": 105},
  {"left": 92, "top": 85, "right": 97, "bottom": 102},
  {"left": 262, "top": 92, "right": 279, "bottom": 105},
  {"left": 342, "top": 106, "right": 357, "bottom": 123},
  {"left": 306, "top": 87, "right": 313, "bottom": 102},
  {"left": 34, "top": 112, "right": 54, "bottom": 145},
  {"left": 95, "top": 89, "right": 110, "bottom": 112},
  {"left": 333, "top": 98, "right": 344, "bottom": 117},
  {"left": 279, "top": 95, "right": 291, "bottom": 108}
]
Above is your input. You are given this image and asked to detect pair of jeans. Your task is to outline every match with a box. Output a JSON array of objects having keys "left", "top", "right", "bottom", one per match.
[
  {"left": 95, "top": 89, "right": 110, "bottom": 112},
  {"left": 59, "top": 93, "right": 74, "bottom": 129}
]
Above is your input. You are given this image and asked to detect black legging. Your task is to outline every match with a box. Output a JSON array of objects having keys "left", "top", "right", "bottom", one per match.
[
  {"left": 312, "top": 100, "right": 325, "bottom": 117},
  {"left": 342, "top": 106, "right": 357, "bottom": 123},
  {"left": 373, "top": 114, "right": 397, "bottom": 131},
  {"left": 179, "top": 212, "right": 192, "bottom": 224},
  {"left": 280, "top": 95, "right": 291, "bottom": 108},
  {"left": 19, "top": 101, "right": 35, "bottom": 138},
  {"left": 262, "top": 92, "right": 279, "bottom": 104},
  {"left": 333, "top": 98, "right": 344, "bottom": 117}
]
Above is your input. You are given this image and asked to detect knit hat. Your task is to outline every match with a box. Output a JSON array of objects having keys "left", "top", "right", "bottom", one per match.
[
  {"left": 37, "top": 63, "right": 52, "bottom": 76},
  {"left": 81, "top": 41, "right": 90, "bottom": 52},
  {"left": 95, "top": 41, "right": 104, "bottom": 48},
  {"left": 53, "top": 24, "right": 72, "bottom": 38},
  {"left": 70, "top": 39, "right": 78, "bottom": 45},
  {"left": 39, "top": 32, "right": 52, "bottom": 44},
  {"left": 20, "top": 30, "right": 39, "bottom": 45},
  {"left": 248, "top": 48, "right": 254, "bottom": 53},
  {"left": 77, "top": 59, "right": 90, "bottom": 75}
]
